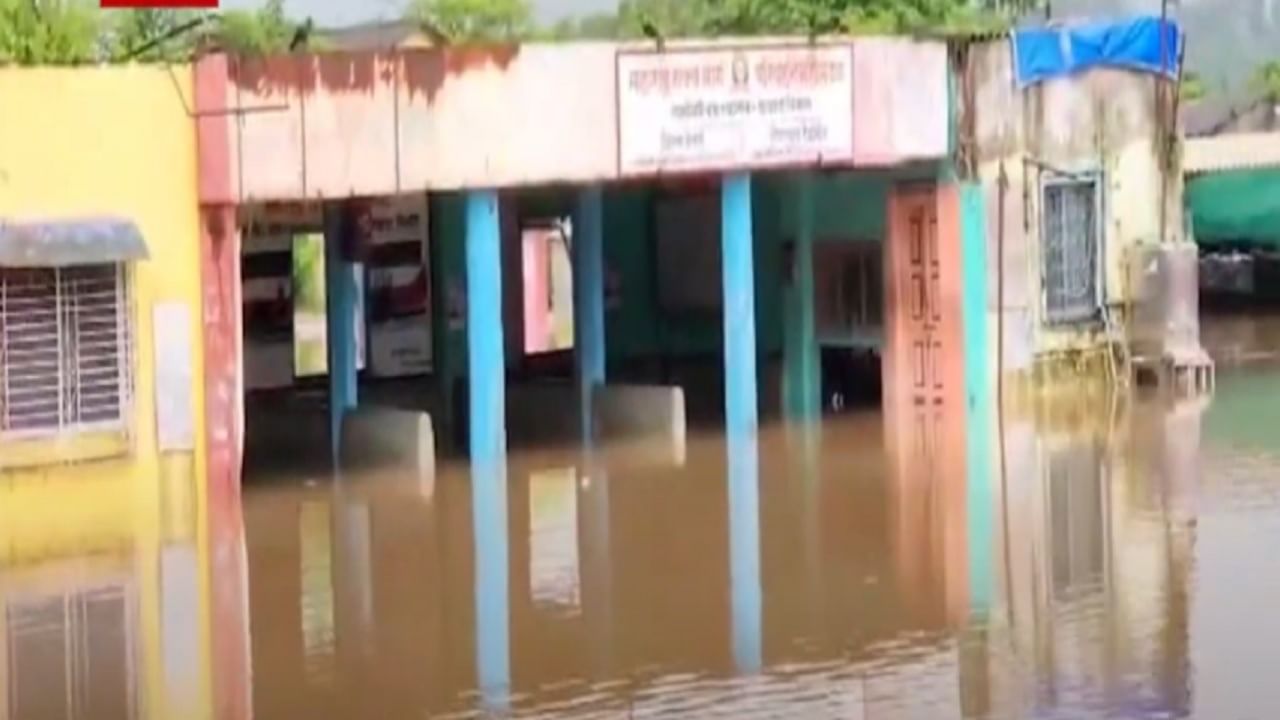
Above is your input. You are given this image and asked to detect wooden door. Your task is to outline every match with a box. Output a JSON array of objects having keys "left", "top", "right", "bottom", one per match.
[{"left": 885, "top": 183, "right": 970, "bottom": 628}]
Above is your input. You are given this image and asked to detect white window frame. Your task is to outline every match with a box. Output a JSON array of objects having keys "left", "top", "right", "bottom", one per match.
[
  {"left": 1041, "top": 173, "right": 1105, "bottom": 326},
  {"left": 0, "top": 263, "right": 134, "bottom": 441}
]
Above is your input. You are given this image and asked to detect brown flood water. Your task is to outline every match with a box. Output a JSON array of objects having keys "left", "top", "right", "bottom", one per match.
[{"left": 7, "top": 320, "right": 1280, "bottom": 719}]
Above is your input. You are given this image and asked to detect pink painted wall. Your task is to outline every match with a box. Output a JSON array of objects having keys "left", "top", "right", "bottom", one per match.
[
  {"left": 852, "top": 38, "right": 951, "bottom": 167},
  {"left": 193, "top": 39, "right": 948, "bottom": 203},
  {"left": 198, "top": 206, "right": 244, "bottom": 510},
  {"left": 522, "top": 230, "right": 551, "bottom": 355}
]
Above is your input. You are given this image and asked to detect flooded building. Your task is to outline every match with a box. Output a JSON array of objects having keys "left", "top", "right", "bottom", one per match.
[
  {"left": 1185, "top": 131, "right": 1280, "bottom": 318},
  {"left": 958, "top": 18, "right": 1209, "bottom": 392},
  {"left": 0, "top": 17, "right": 1209, "bottom": 491},
  {"left": 190, "top": 36, "right": 960, "bottom": 484}
]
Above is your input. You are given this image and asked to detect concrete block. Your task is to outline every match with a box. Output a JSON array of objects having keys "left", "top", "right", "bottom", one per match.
[
  {"left": 340, "top": 408, "right": 435, "bottom": 486},
  {"left": 592, "top": 384, "right": 687, "bottom": 466},
  {"left": 504, "top": 382, "right": 686, "bottom": 465}
]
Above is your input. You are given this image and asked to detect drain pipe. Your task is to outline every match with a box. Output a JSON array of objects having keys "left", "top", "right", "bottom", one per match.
[{"left": 996, "top": 160, "right": 1015, "bottom": 633}]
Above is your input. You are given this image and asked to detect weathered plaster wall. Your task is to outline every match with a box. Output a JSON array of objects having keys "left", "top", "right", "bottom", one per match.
[
  {"left": 966, "top": 40, "right": 1185, "bottom": 372},
  {"left": 195, "top": 38, "right": 950, "bottom": 203}
]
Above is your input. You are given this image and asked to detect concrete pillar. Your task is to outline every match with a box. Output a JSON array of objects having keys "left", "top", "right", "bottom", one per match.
[
  {"left": 467, "top": 190, "right": 506, "bottom": 466},
  {"left": 472, "top": 463, "right": 510, "bottom": 710},
  {"left": 722, "top": 173, "right": 758, "bottom": 437},
  {"left": 324, "top": 203, "right": 360, "bottom": 464},
  {"left": 728, "top": 435, "right": 762, "bottom": 674},
  {"left": 468, "top": 189, "right": 510, "bottom": 705},
  {"left": 573, "top": 185, "right": 607, "bottom": 441},
  {"left": 961, "top": 183, "right": 994, "bottom": 617},
  {"left": 783, "top": 173, "right": 821, "bottom": 423}
]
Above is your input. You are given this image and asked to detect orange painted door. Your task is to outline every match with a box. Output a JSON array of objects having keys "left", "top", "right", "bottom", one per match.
[{"left": 885, "top": 183, "right": 970, "bottom": 628}]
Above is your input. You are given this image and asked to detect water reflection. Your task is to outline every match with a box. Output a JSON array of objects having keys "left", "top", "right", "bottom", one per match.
[
  {"left": 994, "top": 394, "right": 1199, "bottom": 719},
  {"left": 10, "top": 364, "right": 1280, "bottom": 717},
  {"left": 0, "top": 467, "right": 252, "bottom": 720},
  {"left": 728, "top": 433, "right": 762, "bottom": 675}
]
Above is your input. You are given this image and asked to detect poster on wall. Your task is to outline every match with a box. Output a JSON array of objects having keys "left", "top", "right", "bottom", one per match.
[
  {"left": 153, "top": 302, "right": 194, "bottom": 451},
  {"left": 241, "top": 208, "right": 303, "bottom": 391},
  {"left": 242, "top": 203, "right": 368, "bottom": 390},
  {"left": 616, "top": 45, "right": 854, "bottom": 176},
  {"left": 365, "top": 195, "right": 432, "bottom": 378}
]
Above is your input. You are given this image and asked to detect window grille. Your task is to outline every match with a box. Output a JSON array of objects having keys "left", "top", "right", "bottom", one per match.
[
  {"left": 0, "top": 264, "right": 131, "bottom": 438},
  {"left": 1042, "top": 178, "right": 1102, "bottom": 324}
]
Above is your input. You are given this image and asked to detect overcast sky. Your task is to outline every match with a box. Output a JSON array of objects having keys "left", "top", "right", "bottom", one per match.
[{"left": 219, "top": 0, "right": 617, "bottom": 26}]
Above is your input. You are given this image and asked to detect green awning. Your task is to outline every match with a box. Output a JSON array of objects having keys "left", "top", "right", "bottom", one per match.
[
  {"left": 1187, "top": 168, "right": 1280, "bottom": 246},
  {"left": 0, "top": 217, "right": 148, "bottom": 267}
]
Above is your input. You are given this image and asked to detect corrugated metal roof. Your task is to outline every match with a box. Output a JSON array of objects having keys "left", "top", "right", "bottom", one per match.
[
  {"left": 0, "top": 217, "right": 148, "bottom": 267},
  {"left": 1185, "top": 132, "right": 1280, "bottom": 174}
]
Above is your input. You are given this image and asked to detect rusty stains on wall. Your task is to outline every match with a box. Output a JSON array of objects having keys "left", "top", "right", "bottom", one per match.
[{"left": 226, "top": 45, "right": 523, "bottom": 101}]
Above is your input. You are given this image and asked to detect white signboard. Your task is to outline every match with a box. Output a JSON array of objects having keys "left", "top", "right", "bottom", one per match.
[
  {"left": 617, "top": 45, "right": 854, "bottom": 176},
  {"left": 153, "top": 302, "right": 194, "bottom": 451},
  {"left": 365, "top": 195, "right": 432, "bottom": 378}
]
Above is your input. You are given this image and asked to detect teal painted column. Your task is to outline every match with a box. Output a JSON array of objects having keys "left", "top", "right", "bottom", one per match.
[
  {"left": 467, "top": 190, "right": 506, "bottom": 467},
  {"left": 324, "top": 202, "right": 360, "bottom": 464},
  {"left": 961, "top": 183, "right": 994, "bottom": 617},
  {"left": 573, "top": 185, "right": 606, "bottom": 441},
  {"left": 430, "top": 193, "right": 467, "bottom": 454},
  {"left": 782, "top": 173, "right": 821, "bottom": 423},
  {"left": 722, "top": 172, "right": 758, "bottom": 438}
]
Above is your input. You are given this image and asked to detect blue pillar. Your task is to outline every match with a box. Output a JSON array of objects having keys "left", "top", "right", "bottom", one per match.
[
  {"left": 728, "top": 435, "right": 762, "bottom": 674},
  {"left": 472, "top": 463, "right": 510, "bottom": 710},
  {"left": 466, "top": 190, "right": 506, "bottom": 467},
  {"left": 324, "top": 203, "right": 359, "bottom": 464},
  {"left": 722, "top": 173, "right": 758, "bottom": 437},
  {"left": 466, "top": 190, "right": 509, "bottom": 709},
  {"left": 573, "top": 185, "right": 606, "bottom": 441}
]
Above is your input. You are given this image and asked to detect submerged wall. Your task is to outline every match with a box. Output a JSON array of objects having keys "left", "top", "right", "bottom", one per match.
[{"left": 964, "top": 39, "right": 1185, "bottom": 374}]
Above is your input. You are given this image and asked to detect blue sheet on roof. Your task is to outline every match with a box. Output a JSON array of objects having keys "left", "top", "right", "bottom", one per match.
[{"left": 1011, "top": 16, "right": 1184, "bottom": 88}]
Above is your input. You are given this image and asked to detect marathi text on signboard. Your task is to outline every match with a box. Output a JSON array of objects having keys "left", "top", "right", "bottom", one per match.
[{"left": 616, "top": 46, "right": 855, "bottom": 176}]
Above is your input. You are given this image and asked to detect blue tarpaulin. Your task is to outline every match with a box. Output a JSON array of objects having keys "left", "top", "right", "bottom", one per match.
[{"left": 1011, "top": 16, "right": 1184, "bottom": 88}]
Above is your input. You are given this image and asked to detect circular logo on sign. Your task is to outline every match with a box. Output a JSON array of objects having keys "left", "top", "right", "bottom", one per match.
[{"left": 731, "top": 53, "right": 750, "bottom": 91}]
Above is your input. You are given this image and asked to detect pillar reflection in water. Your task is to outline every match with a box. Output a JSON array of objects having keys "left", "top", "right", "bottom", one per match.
[
  {"left": 579, "top": 455, "right": 614, "bottom": 675},
  {"left": 728, "top": 433, "right": 763, "bottom": 674},
  {"left": 473, "top": 463, "right": 511, "bottom": 710},
  {"left": 333, "top": 488, "right": 375, "bottom": 663}
]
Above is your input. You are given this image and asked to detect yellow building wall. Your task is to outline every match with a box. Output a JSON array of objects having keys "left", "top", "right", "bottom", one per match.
[
  {"left": 0, "top": 64, "right": 207, "bottom": 534},
  {"left": 0, "top": 65, "right": 211, "bottom": 719}
]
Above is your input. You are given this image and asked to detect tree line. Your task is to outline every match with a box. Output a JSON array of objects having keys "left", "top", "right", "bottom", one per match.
[
  {"left": 3, "top": 0, "right": 1049, "bottom": 64},
  {"left": 3, "top": 0, "right": 1278, "bottom": 103}
]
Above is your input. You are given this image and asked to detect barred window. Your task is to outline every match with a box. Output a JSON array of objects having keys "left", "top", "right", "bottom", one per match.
[
  {"left": 1043, "top": 178, "right": 1102, "bottom": 324},
  {"left": 0, "top": 264, "right": 131, "bottom": 438}
]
